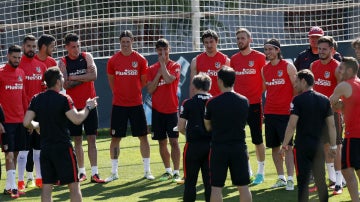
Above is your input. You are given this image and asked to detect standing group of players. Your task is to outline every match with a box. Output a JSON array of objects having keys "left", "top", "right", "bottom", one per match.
[
  {"left": 179, "top": 26, "right": 360, "bottom": 202},
  {"left": 0, "top": 25, "right": 359, "bottom": 202}
]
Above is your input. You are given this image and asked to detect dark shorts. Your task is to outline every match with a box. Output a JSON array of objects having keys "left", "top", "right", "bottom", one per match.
[
  {"left": 210, "top": 143, "right": 250, "bottom": 187},
  {"left": 322, "top": 112, "right": 343, "bottom": 145},
  {"left": 29, "top": 130, "right": 41, "bottom": 150},
  {"left": 69, "top": 107, "right": 98, "bottom": 136},
  {"left": 41, "top": 144, "right": 78, "bottom": 185},
  {"left": 264, "top": 114, "right": 292, "bottom": 148},
  {"left": 247, "top": 103, "right": 263, "bottom": 145},
  {"left": 2, "top": 123, "right": 29, "bottom": 152},
  {"left": 110, "top": 105, "right": 147, "bottom": 138},
  {"left": 341, "top": 138, "right": 360, "bottom": 170},
  {"left": 151, "top": 109, "right": 179, "bottom": 140}
]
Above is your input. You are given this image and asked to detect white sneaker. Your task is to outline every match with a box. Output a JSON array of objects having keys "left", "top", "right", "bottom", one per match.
[
  {"left": 144, "top": 172, "right": 155, "bottom": 180},
  {"left": 286, "top": 180, "right": 294, "bottom": 191},
  {"left": 271, "top": 178, "right": 287, "bottom": 188},
  {"left": 105, "top": 173, "right": 119, "bottom": 183}
]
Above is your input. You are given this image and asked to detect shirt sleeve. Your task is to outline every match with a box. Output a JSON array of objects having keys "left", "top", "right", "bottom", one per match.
[
  {"left": 325, "top": 99, "right": 333, "bottom": 117},
  {"left": 139, "top": 56, "right": 148, "bottom": 76},
  {"left": 64, "top": 94, "right": 74, "bottom": 112},
  {"left": 290, "top": 96, "right": 299, "bottom": 116},
  {"left": 179, "top": 99, "right": 189, "bottom": 119}
]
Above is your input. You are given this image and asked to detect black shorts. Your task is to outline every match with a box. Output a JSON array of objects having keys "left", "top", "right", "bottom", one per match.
[
  {"left": 2, "top": 123, "right": 29, "bottom": 152},
  {"left": 69, "top": 107, "right": 98, "bottom": 136},
  {"left": 210, "top": 143, "right": 250, "bottom": 187},
  {"left": 41, "top": 144, "right": 78, "bottom": 185},
  {"left": 247, "top": 103, "right": 263, "bottom": 145},
  {"left": 110, "top": 105, "right": 147, "bottom": 138},
  {"left": 322, "top": 112, "right": 343, "bottom": 145},
  {"left": 151, "top": 109, "right": 179, "bottom": 140},
  {"left": 264, "top": 114, "right": 292, "bottom": 148},
  {"left": 341, "top": 138, "right": 360, "bottom": 170},
  {"left": 29, "top": 130, "right": 41, "bottom": 150}
]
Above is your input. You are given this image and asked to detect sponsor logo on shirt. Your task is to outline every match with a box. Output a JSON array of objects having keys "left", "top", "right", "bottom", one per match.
[
  {"left": 201, "top": 70, "right": 218, "bottom": 77},
  {"left": 25, "top": 73, "right": 42, "bottom": 80},
  {"left": 197, "top": 94, "right": 211, "bottom": 100},
  {"left": 235, "top": 68, "right": 256, "bottom": 75},
  {"left": 315, "top": 78, "right": 331, "bottom": 86},
  {"left": 265, "top": 78, "right": 285, "bottom": 86},
  {"left": 157, "top": 79, "right": 166, "bottom": 87},
  {"left": 115, "top": 69, "right": 138, "bottom": 76},
  {"left": 69, "top": 69, "right": 87, "bottom": 76},
  {"left": 5, "top": 83, "right": 23, "bottom": 90}
]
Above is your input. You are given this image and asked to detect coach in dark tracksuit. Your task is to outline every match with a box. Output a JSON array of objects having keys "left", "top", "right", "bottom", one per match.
[
  {"left": 280, "top": 69, "right": 337, "bottom": 202},
  {"left": 178, "top": 73, "right": 212, "bottom": 202}
]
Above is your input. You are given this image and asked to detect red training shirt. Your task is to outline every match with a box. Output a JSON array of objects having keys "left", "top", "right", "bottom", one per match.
[
  {"left": 196, "top": 52, "right": 228, "bottom": 96},
  {"left": 231, "top": 50, "right": 266, "bottom": 104},
  {"left": 262, "top": 59, "right": 294, "bottom": 115},
  {"left": 342, "top": 77, "right": 360, "bottom": 138},
  {"left": 34, "top": 55, "right": 57, "bottom": 68},
  {"left": 311, "top": 58, "right": 339, "bottom": 98},
  {"left": 148, "top": 60, "right": 180, "bottom": 113},
  {"left": 19, "top": 56, "right": 48, "bottom": 103},
  {"left": 107, "top": 51, "right": 148, "bottom": 107},
  {"left": 0, "top": 64, "right": 27, "bottom": 123}
]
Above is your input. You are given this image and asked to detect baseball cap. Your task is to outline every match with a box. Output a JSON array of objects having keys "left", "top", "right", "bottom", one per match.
[{"left": 308, "top": 26, "right": 324, "bottom": 36}]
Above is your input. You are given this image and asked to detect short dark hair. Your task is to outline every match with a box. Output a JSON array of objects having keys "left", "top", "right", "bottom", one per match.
[
  {"left": 8, "top": 45, "right": 21, "bottom": 54},
  {"left": 23, "top": 34, "right": 36, "bottom": 44},
  {"left": 297, "top": 69, "right": 314, "bottom": 87},
  {"left": 192, "top": 73, "right": 212, "bottom": 92},
  {"left": 351, "top": 38, "right": 360, "bottom": 49},
  {"left": 201, "top": 29, "right": 219, "bottom": 43},
  {"left": 218, "top": 66, "right": 235, "bottom": 88},
  {"left": 38, "top": 34, "right": 56, "bottom": 49},
  {"left": 317, "top": 36, "right": 334, "bottom": 47},
  {"left": 64, "top": 33, "right": 79, "bottom": 45},
  {"left": 155, "top": 38, "right": 169, "bottom": 49},
  {"left": 342, "top": 56, "right": 359, "bottom": 75},
  {"left": 120, "top": 30, "right": 134, "bottom": 40},
  {"left": 44, "top": 67, "right": 62, "bottom": 88}
]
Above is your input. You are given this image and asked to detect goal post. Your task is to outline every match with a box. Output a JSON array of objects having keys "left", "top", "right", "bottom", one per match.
[{"left": 0, "top": 0, "right": 359, "bottom": 63}]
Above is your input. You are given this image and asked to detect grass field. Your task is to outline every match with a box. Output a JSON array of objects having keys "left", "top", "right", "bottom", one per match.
[{"left": 0, "top": 127, "right": 353, "bottom": 201}]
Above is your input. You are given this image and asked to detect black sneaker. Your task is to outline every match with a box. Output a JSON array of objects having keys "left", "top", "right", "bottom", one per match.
[{"left": 333, "top": 185, "right": 343, "bottom": 195}]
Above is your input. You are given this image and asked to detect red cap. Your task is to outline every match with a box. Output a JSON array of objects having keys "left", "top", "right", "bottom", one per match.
[{"left": 308, "top": 26, "right": 324, "bottom": 36}]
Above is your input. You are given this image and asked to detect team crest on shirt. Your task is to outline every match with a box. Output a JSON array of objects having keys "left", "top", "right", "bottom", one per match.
[
  {"left": 18, "top": 76, "right": 22, "bottom": 82},
  {"left": 277, "top": 70, "right": 283, "bottom": 77},
  {"left": 36, "top": 66, "right": 41, "bottom": 73},
  {"left": 132, "top": 61, "right": 138, "bottom": 68},
  {"left": 324, "top": 71, "right": 330, "bottom": 79},
  {"left": 248, "top": 61, "right": 254, "bottom": 67},
  {"left": 215, "top": 62, "right": 221, "bottom": 69}
]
